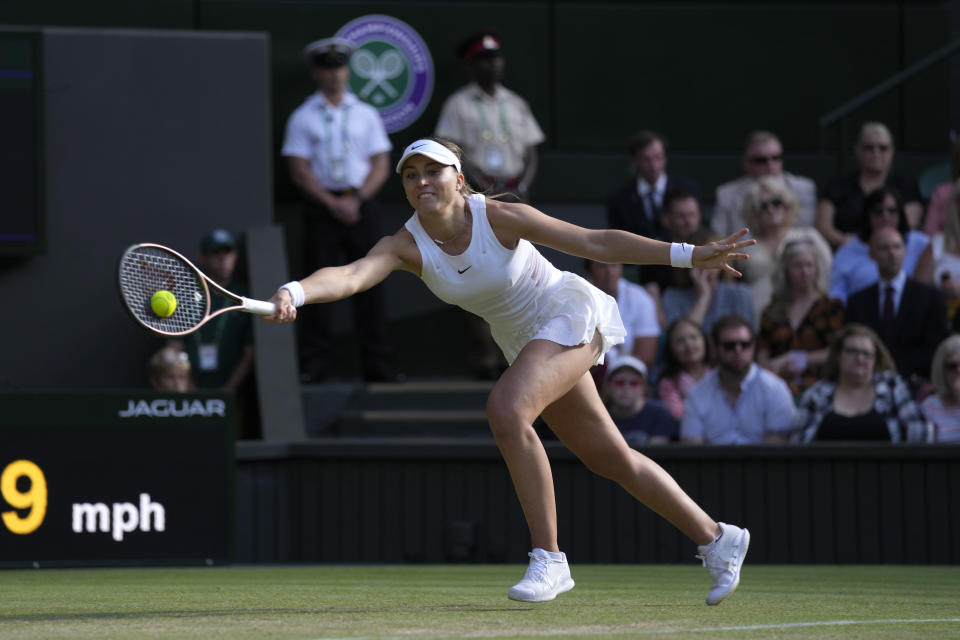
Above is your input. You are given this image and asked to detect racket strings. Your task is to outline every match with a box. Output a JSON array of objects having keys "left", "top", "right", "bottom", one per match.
[{"left": 118, "top": 246, "right": 208, "bottom": 335}]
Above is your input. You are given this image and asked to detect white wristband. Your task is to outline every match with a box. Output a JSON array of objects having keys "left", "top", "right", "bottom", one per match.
[
  {"left": 670, "top": 242, "right": 694, "bottom": 269},
  {"left": 279, "top": 281, "right": 305, "bottom": 308}
]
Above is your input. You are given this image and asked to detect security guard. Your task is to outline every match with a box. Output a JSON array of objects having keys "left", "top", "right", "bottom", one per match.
[
  {"left": 435, "top": 30, "right": 544, "bottom": 202},
  {"left": 282, "top": 37, "right": 395, "bottom": 382}
]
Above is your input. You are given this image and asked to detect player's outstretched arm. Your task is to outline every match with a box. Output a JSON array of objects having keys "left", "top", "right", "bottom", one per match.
[
  {"left": 264, "top": 235, "right": 406, "bottom": 324},
  {"left": 488, "top": 200, "right": 754, "bottom": 272},
  {"left": 691, "top": 229, "right": 755, "bottom": 277}
]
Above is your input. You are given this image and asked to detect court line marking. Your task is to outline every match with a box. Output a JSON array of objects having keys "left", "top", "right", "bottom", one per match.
[
  {"left": 665, "top": 617, "right": 960, "bottom": 633},
  {"left": 314, "top": 617, "right": 960, "bottom": 639}
]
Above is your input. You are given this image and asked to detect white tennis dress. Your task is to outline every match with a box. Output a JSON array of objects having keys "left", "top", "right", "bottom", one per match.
[{"left": 404, "top": 194, "right": 626, "bottom": 365}]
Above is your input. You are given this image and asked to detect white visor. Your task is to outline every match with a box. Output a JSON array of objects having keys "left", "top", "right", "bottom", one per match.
[{"left": 395, "top": 139, "right": 462, "bottom": 175}]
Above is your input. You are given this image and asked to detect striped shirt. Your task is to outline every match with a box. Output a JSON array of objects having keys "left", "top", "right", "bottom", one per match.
[{"left": 920, "top": 395, "right": 960, "bottom": 443}]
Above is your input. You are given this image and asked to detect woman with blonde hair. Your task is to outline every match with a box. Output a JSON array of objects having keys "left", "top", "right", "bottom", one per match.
[
  {"left": 794, "top": 324, "right": 931, "bottom": 442},
  {"left": 265, "top": 137, "right": 755, "bottom": 605},
  {"left": 914, "top": 178, "right": 960, "bottom": 324},
  {"left": 921, "top": 334, "right": 960, "bottom": 442},
  {"left": 757, "top": 237, "right": 844, "bottom": 397},
  {"left": 736, "top": 175, "right": 832, "bottom": 321}
]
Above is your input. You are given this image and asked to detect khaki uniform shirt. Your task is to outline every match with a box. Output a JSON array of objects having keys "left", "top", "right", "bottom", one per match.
[{"left": 435, "top": 82, "right": 544, "bottom": 179}]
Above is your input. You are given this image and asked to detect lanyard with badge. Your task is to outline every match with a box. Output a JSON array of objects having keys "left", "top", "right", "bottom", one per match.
[
  {"left": 319, "top": 102, "right": 351, "bottom": 184},
  {"left": 474, "top": 96, "right": 510, "bottom": 173},
  {"left": 194, "top": 310, "right": 228, "bottom": 372}
]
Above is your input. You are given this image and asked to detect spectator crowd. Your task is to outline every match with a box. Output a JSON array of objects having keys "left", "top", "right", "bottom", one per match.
[
  {"left": 596, "top": 125, "right": 960, "bottom": 444},
  {"left": 146, "top": 25, "right": 960, "bottom": 446}
]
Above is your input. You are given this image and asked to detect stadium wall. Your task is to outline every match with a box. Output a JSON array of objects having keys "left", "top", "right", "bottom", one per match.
[
  {"left": 0, "top": 1, "right": 954, "bottom": 203},
  {"left": 235, "top": 441, "right": 960, "bottom": 565}
]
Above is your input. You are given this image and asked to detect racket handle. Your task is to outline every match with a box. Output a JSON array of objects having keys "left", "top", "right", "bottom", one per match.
[{"left": 242, "top": 297, "right": 277, "bottom": 315}]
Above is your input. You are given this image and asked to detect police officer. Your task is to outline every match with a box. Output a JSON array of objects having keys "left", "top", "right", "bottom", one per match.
[{"left": 282, "top": 37, "right": 395, "bottom": 382}]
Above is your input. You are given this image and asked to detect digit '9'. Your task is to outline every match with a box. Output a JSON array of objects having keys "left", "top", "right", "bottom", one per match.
[{"left": 1, "top": 460, "right": 47, "bottom": 534}]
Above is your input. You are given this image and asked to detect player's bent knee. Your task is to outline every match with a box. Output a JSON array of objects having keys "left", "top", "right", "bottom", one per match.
[{"left": 486, "top": 392, "right": 534, "bottom": 440}]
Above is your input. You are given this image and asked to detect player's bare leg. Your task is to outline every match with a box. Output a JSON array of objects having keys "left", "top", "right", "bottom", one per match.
[
  {"left": 542, "top": 374, "right": 750, "bottom": 605},
  {"left": 485, "top": 334, "right": 603, "bottom": 601},
  {"left": 541, "top": 374, "right": 718, "bottom": 545}
]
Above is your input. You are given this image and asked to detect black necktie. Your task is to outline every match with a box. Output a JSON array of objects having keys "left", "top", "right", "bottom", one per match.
[
  {"left": 645, "top": 191, "right": 659, "bottom": 221},
  {"left": 881, "top": 284, "right": 896, "bottom": 341}
]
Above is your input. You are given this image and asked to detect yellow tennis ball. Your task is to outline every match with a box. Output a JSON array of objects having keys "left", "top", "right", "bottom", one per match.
[{"left": 151, "top": 290, "right": 177, "bottom": 318}]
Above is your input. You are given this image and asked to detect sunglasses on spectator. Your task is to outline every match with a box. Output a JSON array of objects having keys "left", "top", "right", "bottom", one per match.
[
  {"left": 611, "top": 379, "right": 643, "bottom": 388},
  {"left": 720, "top": 340, "right": 754, "bottom": 352},
  {"left": 944, "top": 361, "right": 960, "bottom": 373},
  {"left": 747, "top": 154, "right": 782, "bottom": 165},
  {"left": 861, "top": 143, "right": 891, "bottom": 152},
  {"left": 758, "top": 198, "right": 784, "bottom": 212}
]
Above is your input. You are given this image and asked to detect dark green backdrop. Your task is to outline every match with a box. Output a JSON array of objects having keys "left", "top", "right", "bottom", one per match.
[{"left": 2, "top": 1, "right": 953, "bottom": 201}]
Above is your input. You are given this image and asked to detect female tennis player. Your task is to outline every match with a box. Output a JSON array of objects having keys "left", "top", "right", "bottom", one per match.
[{"left": 266, "top": 137, "right": 753, "bottom": 605}]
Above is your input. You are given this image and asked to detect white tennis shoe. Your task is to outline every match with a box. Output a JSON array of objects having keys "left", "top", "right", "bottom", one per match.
[
  {"left": 507, "top": 548, "right": 575, "bottom": 602},
  {"left": 696, "top": 522, "right": 750, "bottom": 606}
]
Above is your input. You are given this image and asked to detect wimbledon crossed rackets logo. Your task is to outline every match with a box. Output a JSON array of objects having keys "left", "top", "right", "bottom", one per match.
[
  {"left": 351, "top": 46, "right": 405, "bottom": 102},
  {"left": 336, "top": 15, "right": 433, "bottom": 133}
]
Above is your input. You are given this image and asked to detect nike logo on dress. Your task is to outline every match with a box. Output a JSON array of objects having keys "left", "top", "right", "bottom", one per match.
[{"left": 457, "top": 266, "right": 472, "bottom": 274}]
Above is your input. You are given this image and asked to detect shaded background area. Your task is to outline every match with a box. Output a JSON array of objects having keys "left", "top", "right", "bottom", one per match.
[{"left": 1, "top": 0, "right": 959, "bottom": 387}]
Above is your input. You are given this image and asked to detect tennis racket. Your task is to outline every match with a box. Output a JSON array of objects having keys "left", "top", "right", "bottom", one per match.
[{"left": 117, "top": 242, "right": 276, "bottom": 337}]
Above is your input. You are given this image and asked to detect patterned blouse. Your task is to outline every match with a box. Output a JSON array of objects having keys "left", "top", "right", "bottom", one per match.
[
  {"left": 794, "top": 370, "right": 933, "bottom": 443},
  {"left": 758, "top": 295, "right": 845, "bottom": 397}
]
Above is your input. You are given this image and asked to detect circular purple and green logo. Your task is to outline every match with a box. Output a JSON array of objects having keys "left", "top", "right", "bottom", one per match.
[{"left": 336, "top": 15, "right": 434, "bottom": 133}]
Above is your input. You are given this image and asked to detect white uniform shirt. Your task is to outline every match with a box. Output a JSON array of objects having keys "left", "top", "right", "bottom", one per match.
[
  {"left": 604, "top": 278, "right": 660, "bottom": 363},
  {"left": 282, "top": 91, "right": 392, "bottom": 190}
]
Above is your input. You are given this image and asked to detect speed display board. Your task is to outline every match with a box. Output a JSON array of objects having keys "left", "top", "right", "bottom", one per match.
[{"left": 0, "top": 392, "right": 233, "bottom": 566}]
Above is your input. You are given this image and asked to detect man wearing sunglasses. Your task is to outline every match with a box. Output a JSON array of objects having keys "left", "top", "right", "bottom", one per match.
[
  {"left": 711, "top": 131, "right": 817, "bottom": 237},
  {"left": 681, "top": 315, "right": 795, "bottom": 444}
]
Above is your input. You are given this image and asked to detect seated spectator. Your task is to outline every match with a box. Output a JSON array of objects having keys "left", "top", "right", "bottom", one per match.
[
  {"left": 584, "top": 258, "right": 660, "bottom": 370},
  {"left": 636, "top": 186, "right": 703, "bottom": 297},
  {"left": 914, "top": 178, "right": 960, "bottom": 325},
  {"left": 148, "top": 346, "right": 192, "bottom": 392},
  {"left": 829, "top": 186, "right": 929, "bottom": 304},
  {"left": 921, "top": 335, "right": 960, "bottom": 443},
  {"left": 845, "top": 226, "right": 947, "bottom": 384},
  {"left": 817, "top": 121, "right": 923, "bottom": 248},
  {"left": 606, "top": 130, "right": 698, "bottom": 242},
  {"left": 712, "top": 130, "right": 817, "bottom": 235},
  {"left": 922, "top": 137, "right": 960, "bottom": 236},
  {"left": 757, "top": 237, "right": 845, "bottom": 397},
  {"left": 662, "top": 231, "right": 755, "bottom": 334},
  {"left": 657, "top": 318, "right": 713, "bottom": 421},
  {"left": 681, "top": 314, "right": 795, "bottom": 444},
  {"left": 603, "top": 355, "right": 677, "bottom": 445},
  {"left": 736, "top": 176, "right": 833, "bottom": 319},
  {"left": 794, "top": 323, "right": 931, "bottom": 442}
]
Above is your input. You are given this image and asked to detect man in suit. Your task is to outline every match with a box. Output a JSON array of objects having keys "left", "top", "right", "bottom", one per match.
[
  {"left": 712, "top": 130, "right": 817, "bottom": 235},
  {"left": 607, "top": 131, "right": 698, "bottom": 241},
  {"left": 845, "top": 226, "right": 947, "bottom": 382}
]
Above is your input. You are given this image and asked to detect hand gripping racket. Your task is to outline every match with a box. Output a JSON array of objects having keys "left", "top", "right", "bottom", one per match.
[{"left": 117, "top": 243, "right": 276, "bottom": 337}]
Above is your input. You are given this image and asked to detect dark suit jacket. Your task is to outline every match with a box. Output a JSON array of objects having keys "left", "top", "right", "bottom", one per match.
[
  {"left": 845, "top": 278, "right": 948, "bottom": 380},
  {"left": 606, "top": 174, "right": 699, "bottom": 242}
]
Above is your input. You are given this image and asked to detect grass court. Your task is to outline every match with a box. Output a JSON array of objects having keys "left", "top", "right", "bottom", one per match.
[{"left": 1, "top": 564, "right": 958, "bottom": 639}]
